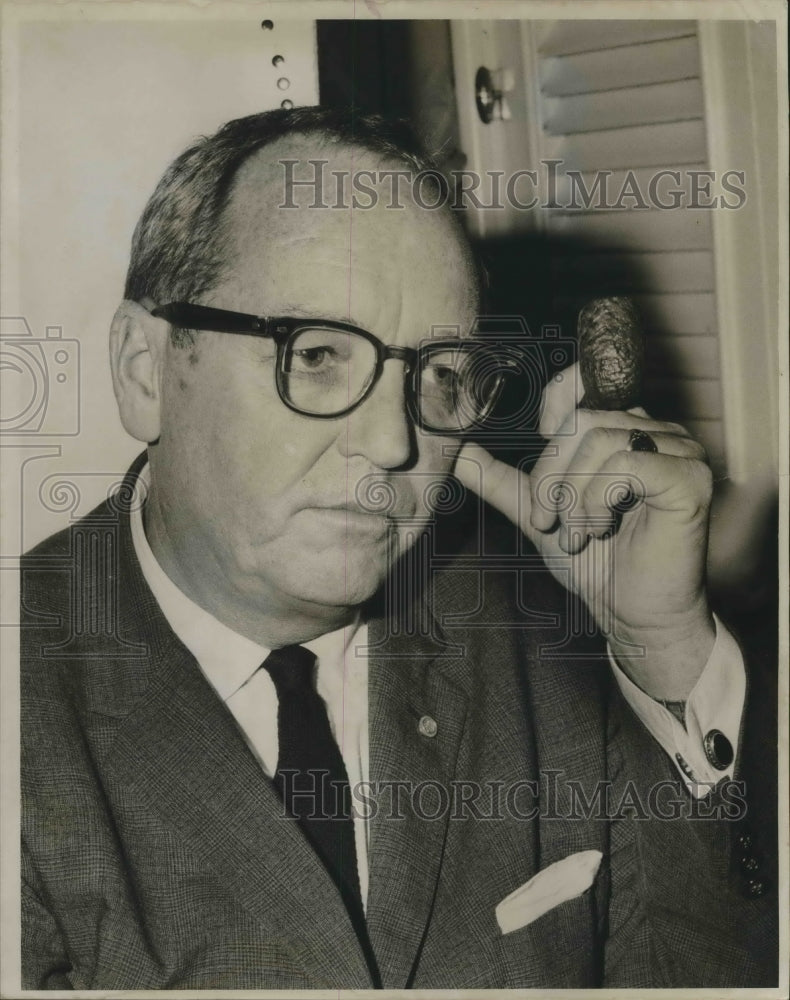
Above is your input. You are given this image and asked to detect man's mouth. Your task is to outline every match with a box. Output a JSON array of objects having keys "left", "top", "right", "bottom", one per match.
[
  {"left": 300, "top": 493, "right": 419, "bottom": 531},
  {"left": 300, "top": 505, "right": 393, "bottom": 538}
]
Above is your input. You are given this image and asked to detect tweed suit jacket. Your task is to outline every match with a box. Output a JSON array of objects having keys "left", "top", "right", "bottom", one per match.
[{"left": 21, "top": 459, "right": 777, "bottom": 990}]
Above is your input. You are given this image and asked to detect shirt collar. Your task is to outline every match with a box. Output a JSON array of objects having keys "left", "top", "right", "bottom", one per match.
[{"left": 129, "top": 462, "right": 363, "bottom": 701}]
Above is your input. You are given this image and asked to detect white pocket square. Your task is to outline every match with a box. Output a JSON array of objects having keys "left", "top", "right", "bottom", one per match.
[{"left": 495, "top": 849, "right": 603, "bottom": 935}]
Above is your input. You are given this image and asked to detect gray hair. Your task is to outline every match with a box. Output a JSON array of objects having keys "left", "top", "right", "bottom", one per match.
[{"left": 124, "top": 106, "right": 467, "bottom": 345}]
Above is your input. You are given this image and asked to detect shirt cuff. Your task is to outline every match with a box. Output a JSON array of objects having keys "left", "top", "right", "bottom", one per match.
[{"left": 608, "top": 614, "right": 746, "bottom": 798}]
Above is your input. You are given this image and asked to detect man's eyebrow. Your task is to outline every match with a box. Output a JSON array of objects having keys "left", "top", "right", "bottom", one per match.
[
  {"left": 267, "top": 306, "right": 473, "bottom": 342},
  {"left": 272, "top": 304, "right": 371, "bottom": 330}
]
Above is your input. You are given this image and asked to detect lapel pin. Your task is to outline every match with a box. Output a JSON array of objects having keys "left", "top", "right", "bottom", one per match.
[{"left": 418, "top": 715, "right": 438, "bottom": 738}]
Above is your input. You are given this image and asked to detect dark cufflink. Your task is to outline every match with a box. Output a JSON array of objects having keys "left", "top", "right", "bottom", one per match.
[{"left": 703, "top": 729, "right": 734, "bottom": 770}]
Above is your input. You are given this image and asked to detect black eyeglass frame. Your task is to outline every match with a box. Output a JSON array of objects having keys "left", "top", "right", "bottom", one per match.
[{"left": 151, "top": 301, "right": 516, "bottom": 434}]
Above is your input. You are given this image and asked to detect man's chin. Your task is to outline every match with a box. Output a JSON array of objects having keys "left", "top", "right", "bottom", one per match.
[{"left": 273, "top": 547, "right": 392, "bottom": 609}]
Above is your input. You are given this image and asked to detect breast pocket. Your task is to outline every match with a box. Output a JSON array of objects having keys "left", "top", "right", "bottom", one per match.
[{"left": 498, "top": 888, "right": 600, "bottom": 988}]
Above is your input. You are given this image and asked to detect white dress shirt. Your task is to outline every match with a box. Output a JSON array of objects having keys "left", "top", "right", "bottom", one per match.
[{"left": 130, "top": 464, "right": 746, "bottom": 905}]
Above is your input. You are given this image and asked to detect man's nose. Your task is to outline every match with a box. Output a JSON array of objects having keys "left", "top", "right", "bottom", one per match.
[{"left": 338, "top": 361, "right": 414, "bottom": 469}]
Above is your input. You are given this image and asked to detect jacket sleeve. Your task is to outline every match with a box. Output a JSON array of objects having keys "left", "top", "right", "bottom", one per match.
[
  {"left": 602, "top": 674, "right": 778, "bottom": 988},
  {"left": 22, "top": 863, "right": 73, "bottom": 989}
]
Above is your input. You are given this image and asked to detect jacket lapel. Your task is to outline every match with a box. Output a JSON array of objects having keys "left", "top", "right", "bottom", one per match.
[
  {"left": 516, "top": 614, "right": 611, "bottom": 982},
  {"left": 364, "top": 598, "right": 471, "bottom": 989},
  {"left": 104, "top": 633, "right": 373, "bottom": 987}
]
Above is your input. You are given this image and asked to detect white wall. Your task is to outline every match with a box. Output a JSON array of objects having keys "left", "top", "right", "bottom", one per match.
[{"left": 1, "top": 8, "right": 318, "bottom": 553}]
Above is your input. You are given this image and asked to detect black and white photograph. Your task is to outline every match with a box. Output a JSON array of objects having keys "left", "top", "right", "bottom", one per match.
[{"left": 1, "top": 1, "right": 786, "bottom": 994}]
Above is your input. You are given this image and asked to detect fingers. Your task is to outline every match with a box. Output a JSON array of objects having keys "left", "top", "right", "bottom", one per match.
[
  {"left": 539, "top": 363, "right": 583, "bottom": 437},
  {"left": 535, "top": 433, "right": 711, "bottom": 553},
  {"left": 562, "top": 453, "right": 712, "bottom": 553},
  {"left": 453, "top": 411, "right": 711, "bottom": 558},
  {"left": 453, "top": 441, "right": 534, "bottom": 540},
  {"left": 530, "top": 410, "right": 701, "bottom": 533}
]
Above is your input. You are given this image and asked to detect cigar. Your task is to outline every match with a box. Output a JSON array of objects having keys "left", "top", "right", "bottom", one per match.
[{"left": 577, "top": 296, "right": 644, "bottom": 411}]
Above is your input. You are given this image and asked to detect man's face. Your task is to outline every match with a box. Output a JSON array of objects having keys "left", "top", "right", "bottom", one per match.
[{"left": 148, "top": 139, "right": 479, "bottom": 624}]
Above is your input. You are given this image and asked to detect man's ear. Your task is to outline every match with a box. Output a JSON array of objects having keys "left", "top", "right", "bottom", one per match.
[{"left": 109, "top": 299, "right": 169, "bottom": 444}]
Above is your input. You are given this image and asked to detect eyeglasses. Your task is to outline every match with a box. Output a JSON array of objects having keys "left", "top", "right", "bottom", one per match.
[{"left": 151, "top": 302, "right": 517, "bottom": 434}]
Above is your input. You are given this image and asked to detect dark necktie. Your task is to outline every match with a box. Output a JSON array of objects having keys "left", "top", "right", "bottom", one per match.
[{"left": 262, "top": 644, "right": 361, "bottom": 905}]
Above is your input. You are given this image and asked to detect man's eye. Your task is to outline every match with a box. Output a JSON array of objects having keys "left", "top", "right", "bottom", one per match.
[
  {"left": 423, "top": 363, "right": 459, "bottom": 392},
  {"left": 292, "top": 346, "right": 336, "bottom": 370}
]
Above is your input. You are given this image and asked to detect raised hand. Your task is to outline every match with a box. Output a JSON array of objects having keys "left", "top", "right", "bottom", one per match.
[{"left": 454, "top": 363, "right": 716, "bottom": 700}]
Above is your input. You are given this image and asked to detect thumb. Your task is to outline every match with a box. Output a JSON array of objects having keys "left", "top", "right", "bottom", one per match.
[{"left": 453, "top": 442, "right": 536, "bottom": 543}]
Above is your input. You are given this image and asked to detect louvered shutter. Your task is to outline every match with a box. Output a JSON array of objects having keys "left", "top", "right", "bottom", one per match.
[{"left": 532, "top": 20, "right": 725, "bottom": 473}]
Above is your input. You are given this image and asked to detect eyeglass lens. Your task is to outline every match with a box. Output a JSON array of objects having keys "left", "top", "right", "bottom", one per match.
[
  {"left": 281, "top": 328, "right": 378, "bottom": 415},
  {"left": 280, "top": 327, "right": 500, "bottom": 431},
  {"left": 417, "top": 343, "right": 501, "bottom": 431}
]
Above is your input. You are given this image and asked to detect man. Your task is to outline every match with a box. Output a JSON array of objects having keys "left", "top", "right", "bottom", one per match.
[{"left": 21, "top": 107, "right": 777, "bottom": 989}]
